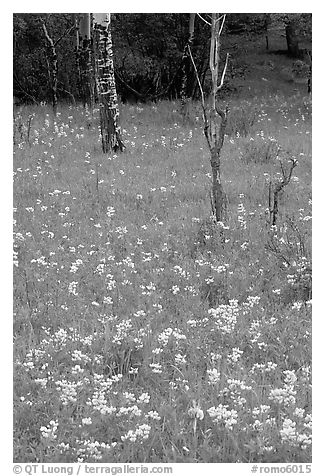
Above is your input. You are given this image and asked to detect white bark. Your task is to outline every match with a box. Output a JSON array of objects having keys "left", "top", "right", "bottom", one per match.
[{"left": 93, "top": 13, "right": 124, "bottom": 152}]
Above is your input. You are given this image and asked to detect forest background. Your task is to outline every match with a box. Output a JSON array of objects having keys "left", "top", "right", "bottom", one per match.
[{"left": 13, "top": 12, "right": 312, "bottom": 105}]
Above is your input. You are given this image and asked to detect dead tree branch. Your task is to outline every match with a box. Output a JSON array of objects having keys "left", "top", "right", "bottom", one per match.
[
  {"left": 270, "top": 158, "right": 298, "bottom": 226},
  {"left": 197, "top": 13, "right": 211, "bottom": 26}
]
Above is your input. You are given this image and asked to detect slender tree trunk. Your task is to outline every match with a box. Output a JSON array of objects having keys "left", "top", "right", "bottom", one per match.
[
  {"left": 192, "top": 59, "right": 208, "bottom": 99},
  {"left": 90, "top": 14, "right": 99, "bottom": 104},
  {"left": 199, "top": 64, "right": 209, "bottom": 96},
  {"left": 209, "top": 105, "right": 227, "bottom": 221},
  {"left": 74, "top": 14, "right": 95, "bottom": 107},
  {"left": 264, "top": 13, "right": 270, "bottom": 50},
  {"left": 78, "top": 14, "right": 95, "bottom": 107},
  {"left": 93, "top": 13, "right": 124, "bottom": 152},
  {"left": 189, "top": 13, "right": 229, "bottom": 222},
  {"left": 207, "top": 14, "right": 228, "bottom": 222},
  {"left": 180, "top": 13, "right": 195, "bottom": 118},
  {"left": 74, "top": 14, "right": 83, "bottom": 103},
  {"left": 306, "top": 50, "right": 312, "bottom": 94},
  {"left": 40, "top": 18, "right": 58, "bottom": 116}
]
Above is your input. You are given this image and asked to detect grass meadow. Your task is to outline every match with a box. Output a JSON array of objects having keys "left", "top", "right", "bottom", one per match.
[{"left": 13, "top": 94, "right": 312, "bottom": 463}]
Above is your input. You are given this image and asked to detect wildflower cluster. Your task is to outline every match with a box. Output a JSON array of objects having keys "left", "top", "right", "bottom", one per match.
[{"left": 14, "top": 97, "right": 311, "bottom": 463}]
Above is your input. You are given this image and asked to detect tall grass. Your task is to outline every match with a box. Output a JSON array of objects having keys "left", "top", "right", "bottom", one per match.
[{"left": 13, "top": 94, "right": 312, "bottom": 463}]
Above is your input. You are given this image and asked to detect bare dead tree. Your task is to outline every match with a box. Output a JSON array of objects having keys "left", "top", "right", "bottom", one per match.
[
  {"left": 189, "top": 13, "right": 229, "bottom": 221},
  {"left": 268, "top": 158, "right": 298, "bottom": 226}
]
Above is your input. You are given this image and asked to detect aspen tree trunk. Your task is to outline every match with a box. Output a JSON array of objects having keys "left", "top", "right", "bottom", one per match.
[
  {"left": 207, "top": 14, "right": 228, "bottom": 222},
  {"left": 40, "top": 18, "right": 58, "bottom": 116},
  {"left": 93, "top": 13, "right": 124, "bottom": 153},
  {"left": 90, "top": 14, "right": 99, "bottom": 104},
  {"left": 189, "top": 13, "right": 229, "bottom": 222},
  {"left": 74, "top": 14, "right": 83, "bottom": 103},
  {"left": 78, "top": 14, "right": 95, "bottom": 107},
  {"left": 180, "top": 13, "right": 195, "bottom": 118}
]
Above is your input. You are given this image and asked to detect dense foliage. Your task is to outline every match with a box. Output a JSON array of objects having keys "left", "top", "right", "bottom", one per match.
[{"left": 13, "top": 13, "right": 311, "bottom": 104}]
